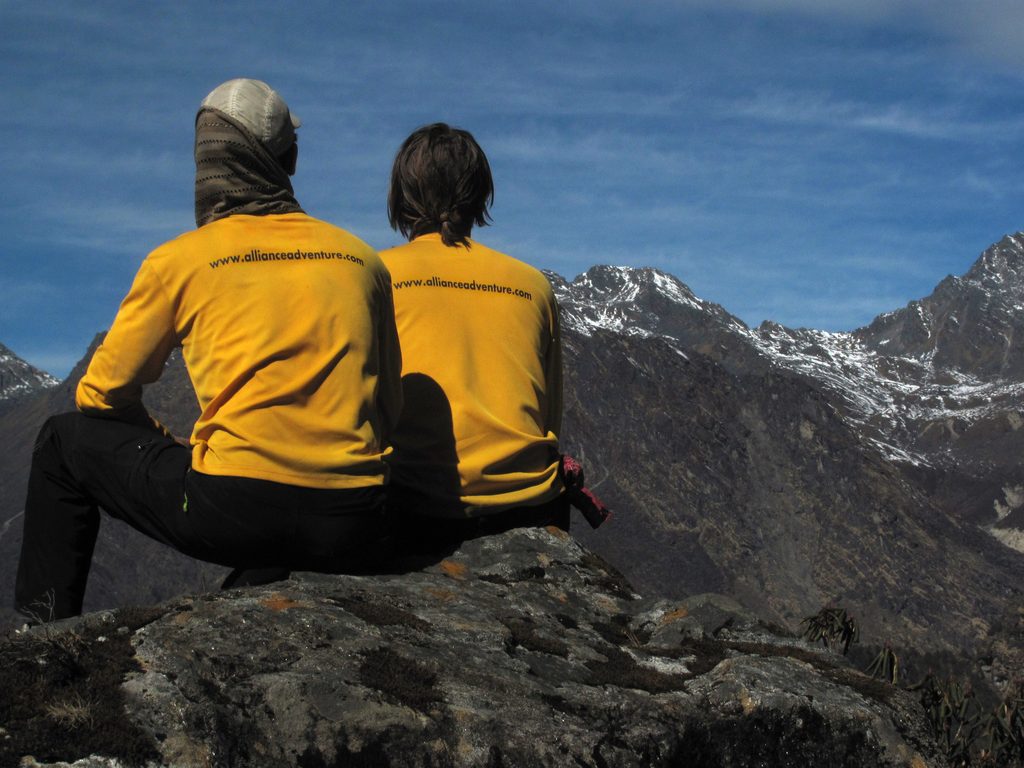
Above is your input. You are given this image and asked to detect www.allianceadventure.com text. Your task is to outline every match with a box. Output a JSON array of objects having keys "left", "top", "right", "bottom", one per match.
[
  {"left": 209, "top": 249, "right": 366, "bottom": 269},
  {"left": 393, "top": 276, "right": 532, "bottom": 301}
]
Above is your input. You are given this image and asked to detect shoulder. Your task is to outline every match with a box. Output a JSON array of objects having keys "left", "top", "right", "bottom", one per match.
[
  {"left": 289, "top": 214, "right": 379, "bottom": 256},
  {"left": 145, "top": 224, "right": 205, "bottom": 261},
  {"left": 470, "top": 241, "right": 556, "bottom": 299},
  {"left": 378, "top": 240, "right": 412, "bottom": 265}
]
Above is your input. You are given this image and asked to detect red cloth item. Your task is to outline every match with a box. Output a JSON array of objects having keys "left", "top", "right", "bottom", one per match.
[{"left": 560, "top": 455, "right": 612, "bottom": 529}]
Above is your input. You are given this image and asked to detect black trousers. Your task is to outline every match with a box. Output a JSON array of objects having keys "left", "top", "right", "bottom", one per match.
[
  {"left": 387, "top": 485, "right": 570, "bottom": 556},
  {"left": 15, "top": 412, "right": 386, "bottom": 621}
]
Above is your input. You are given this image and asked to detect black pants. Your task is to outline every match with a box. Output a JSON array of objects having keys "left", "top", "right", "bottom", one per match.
[
  {"left": 387, "top": 485, "right": 570, "bottom": 556},
  {"left": 15, "top": 412, "right": 386, "bottom": 621}
]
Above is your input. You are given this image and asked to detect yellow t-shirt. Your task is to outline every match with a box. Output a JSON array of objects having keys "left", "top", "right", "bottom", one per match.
[
  {"left": 380, "top": 233, "right": 562, "bottom": 514},
  {"left": 77, "top": 212, "right": 402, "bottom": 489}
]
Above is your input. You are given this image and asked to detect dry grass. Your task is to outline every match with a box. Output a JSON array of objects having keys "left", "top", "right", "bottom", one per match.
[{"left": 44, "top": 692, "right": 94, "bottom": 729}]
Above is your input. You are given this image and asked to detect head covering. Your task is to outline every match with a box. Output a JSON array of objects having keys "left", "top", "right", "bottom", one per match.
[
  {"left": 194, "top": 106, "right": 302, "bottom": 228},
  {"left": 200, "top": 78, "right": 300, "bottom": 157}
]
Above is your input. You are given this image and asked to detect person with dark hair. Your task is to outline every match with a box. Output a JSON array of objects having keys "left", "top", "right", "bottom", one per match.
[
  {"left": 15, "top": 79, "right": 402, "bottom": 622},
  {"left": 381, "top": 123, "right": 568, "bottom": 546}
]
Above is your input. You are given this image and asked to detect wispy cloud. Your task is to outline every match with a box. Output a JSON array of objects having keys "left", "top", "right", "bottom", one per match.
[
  {"left": 727, "top": 91, "right": 976, "bottom": 141},
  {"left": 6, "top": 202, "right": 189, "bottom": 263}
]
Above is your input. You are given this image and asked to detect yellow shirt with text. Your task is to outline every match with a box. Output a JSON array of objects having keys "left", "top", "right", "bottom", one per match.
[
  {"left": 76, "top": 213, "right": 402, "bottom": 489},
  {"left": 380, "top": 233, "right": 562, "bottom": 514}
]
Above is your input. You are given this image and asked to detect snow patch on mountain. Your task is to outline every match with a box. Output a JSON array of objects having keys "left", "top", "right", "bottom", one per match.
[
  {"left": 0, "top": 343, "right": 59, "bottom": 402},
  {"left": 550, "top": 266, "right": 743, "bottom": 354},
  {"left": 988, "top": 526, "right": 1024, "bottom": 555}
]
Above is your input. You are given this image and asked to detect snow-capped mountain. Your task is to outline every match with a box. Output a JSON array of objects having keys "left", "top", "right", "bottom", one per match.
[
  {"left": 548, "top": 240, "right": 1024, "bottom": 686},
  {"left": 553, "top": 234, "right": 1024, "bottom": 560},
  {"left": 551, "top": 265, "right": 745, "bottom": 341},
  {"left": 554, "top": 237, "right": 1024, "bottom": 446},
  {"left": 0, "top": 342, "right": 58, "bottom": 405},
  {"left": 553, "top": 239, "right": 1024, "bottom": 448},
  {"left": 557, "top": 237, "right": 1024, "bottom": 548},
  {"left": 858, "top": 233, "right": 1024, "bottom": 377},
  {"left": 552, "top": 262, "right": 946, "bottom": 431}
]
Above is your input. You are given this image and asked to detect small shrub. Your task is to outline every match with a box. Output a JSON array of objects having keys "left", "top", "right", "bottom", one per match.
[
  {"left": 977, "top": 680, "right": 1024, "bottom": 766},
  {"left": 800, "top": 606, "right": 858, "bottom": 656},
  {"left": 913, "top": 674, "right": 982, "bottom": 765}
]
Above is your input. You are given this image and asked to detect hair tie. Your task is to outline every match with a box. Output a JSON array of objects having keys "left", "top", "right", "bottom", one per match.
[{"left": 438, "top": 211, "right": 450, "bottom": 223}]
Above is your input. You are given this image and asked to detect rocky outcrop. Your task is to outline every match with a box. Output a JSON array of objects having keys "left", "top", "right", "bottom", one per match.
[{"left": 3, "top": 528, "right": 945, "bottom": 767}]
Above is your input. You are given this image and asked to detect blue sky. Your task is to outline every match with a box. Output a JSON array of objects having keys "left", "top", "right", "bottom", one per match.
[{"left": 3, "top": 1, "right": 1024, "bottom": 377}]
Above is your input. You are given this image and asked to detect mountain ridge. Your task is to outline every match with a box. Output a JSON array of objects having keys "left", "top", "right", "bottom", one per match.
[{"left": 554, "top": 234, "right": 1024, "bottom": 543}]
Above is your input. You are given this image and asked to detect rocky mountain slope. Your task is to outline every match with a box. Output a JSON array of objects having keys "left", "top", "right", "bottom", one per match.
[
  {"left": 857, "top": 233, "right": 1024, "bottom": 378},
  {"left": 0, "top": 528, "right": 948, "bottom": 768},
  {"left": 551, "top": 234, "right": 1024, "bottom": 547},
  {"left": 560, "top": 328, "right": 1022, "bottom": 678}
]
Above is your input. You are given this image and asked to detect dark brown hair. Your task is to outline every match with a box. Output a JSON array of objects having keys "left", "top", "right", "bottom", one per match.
[{"left": 387, "top": 123, "right": 494, "bottom": 247}]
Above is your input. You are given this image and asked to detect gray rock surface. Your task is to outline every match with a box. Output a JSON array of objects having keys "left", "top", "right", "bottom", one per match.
[{"left": 4, "top": 528, "right": 946, "bottom": 767}]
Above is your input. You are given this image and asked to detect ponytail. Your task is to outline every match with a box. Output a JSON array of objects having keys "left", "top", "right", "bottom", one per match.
[{"left": 387, "top": 123, "right": 494, "bottom": 247}]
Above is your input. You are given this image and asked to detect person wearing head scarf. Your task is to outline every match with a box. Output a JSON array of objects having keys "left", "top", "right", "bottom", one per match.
[{"left": 15, "top": 79, "right": 401, "bottom": 621}]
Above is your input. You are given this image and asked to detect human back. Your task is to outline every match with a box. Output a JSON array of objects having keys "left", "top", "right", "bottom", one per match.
[
  {"left": 382, "top": 233, "right": 561, "bottom": 511},
  {"left": 78, "top": 83, "right": 400, "bottom": 489},
  {"left": 138, "top": 213, "right": 394, "bottom": 488},
  {"left": 380, "top": 123, "right": 563, "bottom": 519}
]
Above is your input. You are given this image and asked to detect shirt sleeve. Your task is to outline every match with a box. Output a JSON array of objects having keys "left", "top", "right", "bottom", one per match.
[{"left": 75, "top": 259, "right": 178, "bottom": 433}]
